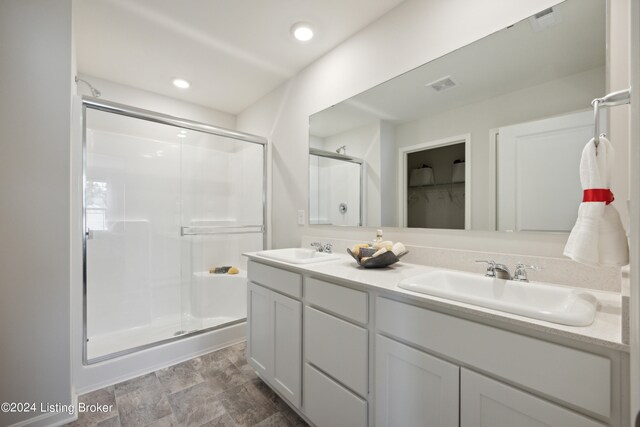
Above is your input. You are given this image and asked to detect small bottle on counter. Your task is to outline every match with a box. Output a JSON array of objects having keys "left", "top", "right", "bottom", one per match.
[{"left": 373, "top": 229, "right": 383, "bottom": 245}]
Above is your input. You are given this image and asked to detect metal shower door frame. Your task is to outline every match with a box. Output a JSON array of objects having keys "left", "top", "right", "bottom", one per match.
[{"left": 81, "top": 96, "right": 268, "bottom": 364}]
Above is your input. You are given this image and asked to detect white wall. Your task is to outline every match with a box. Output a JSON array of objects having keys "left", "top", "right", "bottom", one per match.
[
  {"left": 628, "top": 0, "right": 639, "bottom": 420},
  {"left": 237, "top": 0, "right": 629, "bottom": 258},
  {"left": 607, "top": 0, "right": 631, "bottom": 233},
  {"left": 380, "top": 120, "right": 396, "bottom": 226},
  {"left": 77, "top": 74, "right": 236, "bottom": 129},
  {"left": 0, "top": 1, "right": 74, "bottom": 426}
]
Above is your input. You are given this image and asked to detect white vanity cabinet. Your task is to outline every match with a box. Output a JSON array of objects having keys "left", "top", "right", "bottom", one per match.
[
  {"left": 246, "top": 258, "right": 625, "bottom": 427},
  {"left": 247, "top": 261, "right": 370, "bottom": 426},
  {"left": 375, "top": 334, "right": 459, "bottom": 427},
  {"left": 376, "top": 296, "right": 616, "bottom": 427},
  {"left": 247, "top": 261, "right": 302, "bottom": 408},
  {"left": 375, "top": 332, "right": 604, "bottom": 427}
]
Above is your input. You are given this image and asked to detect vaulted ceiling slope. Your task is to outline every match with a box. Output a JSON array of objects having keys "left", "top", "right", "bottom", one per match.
[{"left": 75, "top": 0, "right": 406, "bottom": 114}]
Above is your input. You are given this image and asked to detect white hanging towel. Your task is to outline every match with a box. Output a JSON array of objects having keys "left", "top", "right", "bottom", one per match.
[{"left": 564, "top": 137, "right": 629, "bottom": 266}]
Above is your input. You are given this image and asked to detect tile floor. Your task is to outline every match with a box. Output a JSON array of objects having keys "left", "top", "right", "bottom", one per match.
[{"left": 66, "top": 342, "right": 308, "bottom": 427}]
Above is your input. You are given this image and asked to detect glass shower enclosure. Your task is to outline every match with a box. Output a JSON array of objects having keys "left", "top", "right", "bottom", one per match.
[
  {"left": 82, "top": 98, "right": 266, "bottom": 363},
  {"left": 309, "top": 147, "right": 363, "bottom": 226}
]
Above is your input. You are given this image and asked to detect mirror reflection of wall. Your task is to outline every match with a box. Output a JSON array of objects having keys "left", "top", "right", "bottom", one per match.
[
  {"left": 308, "top": 0, "right": 606, "bottom": 233},
  {"left": 406, "top": 143, "right": 465, "bottom": 229}
]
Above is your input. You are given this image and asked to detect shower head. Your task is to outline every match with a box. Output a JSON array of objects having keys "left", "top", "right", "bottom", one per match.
[
  {"left": 336, "top": 145, "right": 346, "bottom": 154},
  {"left": 75, "top": 76, "right": 101, "bottom": 97}
]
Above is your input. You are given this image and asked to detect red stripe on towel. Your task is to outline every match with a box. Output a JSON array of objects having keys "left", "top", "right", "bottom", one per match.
[{"left": 583, "top": 188, "right": 615, "bottom": 205}]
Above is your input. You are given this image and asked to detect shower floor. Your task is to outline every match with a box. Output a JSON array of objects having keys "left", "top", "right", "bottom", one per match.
[{"left": 87, "top": 315, "right": 241, "bottom": 361}]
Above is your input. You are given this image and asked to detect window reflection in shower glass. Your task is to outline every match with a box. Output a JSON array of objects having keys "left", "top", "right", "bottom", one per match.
[
  {"left": 84, "top": 107, "right": 264, "bottom": 362},
  {"left": 86, "top": 181, "right": 108, "bottom": 231}
]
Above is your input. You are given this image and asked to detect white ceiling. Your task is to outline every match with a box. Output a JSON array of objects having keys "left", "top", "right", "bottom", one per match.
[
  {"left": 310, "top": 0, "right": 606, "bottom": 138},
  {"left": 75, "top": 0, "right": 406, "bottom": 114}
]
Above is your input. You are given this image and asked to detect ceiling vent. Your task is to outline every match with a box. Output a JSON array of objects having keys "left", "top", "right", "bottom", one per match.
[
  {"left": 426, "top": 76, "right": 457, "bottom": 93},
  {"left": 529, "top": 7, "right": 562, "bottom": 32}
]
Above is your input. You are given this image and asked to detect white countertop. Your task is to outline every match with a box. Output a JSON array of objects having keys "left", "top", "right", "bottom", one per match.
[{"left": 245, "top": 252, "right": 627, "bottom": 352}]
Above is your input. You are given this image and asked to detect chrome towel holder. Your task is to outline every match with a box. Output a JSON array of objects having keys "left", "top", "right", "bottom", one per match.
[{"left": 592, "top": 87, "right": 632, "bottom": 153}]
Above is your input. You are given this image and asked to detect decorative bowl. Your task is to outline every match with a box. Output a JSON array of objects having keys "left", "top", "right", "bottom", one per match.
[{"left": 346, "top": 248, "right": 408, "bottom": 268}]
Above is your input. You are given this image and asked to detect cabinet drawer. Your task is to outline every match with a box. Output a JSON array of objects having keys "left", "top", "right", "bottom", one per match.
[
  {"left": 304, "top": 363, "right": 367, "bottom": 427},
  {"left": 248, "top": 260, "right": 302, "bottom": 298},
  {"left": 461, "top": 369, "right": 605, "bottom": 427},
  {"left": 305, "top": 276, "right": 368, "bottom": 324},
  {"left": 304, "top": 306, "right": 368, "bottom": 396},
  {"left": 376, "top": 297, "right": 611, "bottom": 418}
]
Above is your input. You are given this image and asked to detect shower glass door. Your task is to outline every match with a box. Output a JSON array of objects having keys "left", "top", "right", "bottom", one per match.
[
  {"left": 179, "top": 131, "right": 264, "bottom": 335},
  {"left": 309, "top": 153, "right": 362, "bottom": 226},
  {"left": 83, "top": 101, "right": 265, "bottom": 363}
]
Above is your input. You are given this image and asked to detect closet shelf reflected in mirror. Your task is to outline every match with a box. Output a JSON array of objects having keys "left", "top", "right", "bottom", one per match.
[{"left": 409, "top": 182, "right": 465, "bottom": 189}]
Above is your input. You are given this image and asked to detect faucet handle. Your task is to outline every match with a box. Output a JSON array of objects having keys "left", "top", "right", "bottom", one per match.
[
  {"left": 513, "top": 263, "right": 542, "bottom": 282},
  {"left": 475, "top": 260, "right": 496, "bottom": 277},
  {"left": 322, "top": 243, "right": 333, "bottom": 253}
]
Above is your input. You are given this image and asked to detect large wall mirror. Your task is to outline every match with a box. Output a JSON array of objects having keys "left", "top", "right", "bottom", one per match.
[{"left": 309, "top": 0, "right": 606, "bottom": 232}]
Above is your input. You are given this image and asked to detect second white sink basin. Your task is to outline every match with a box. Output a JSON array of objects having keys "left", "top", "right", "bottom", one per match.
[
  {"left": 257, "top": 248, "right": 340, "bottom": 264},
  {"left": 398, "top": 269, "right": 597, "bottom": 326}
]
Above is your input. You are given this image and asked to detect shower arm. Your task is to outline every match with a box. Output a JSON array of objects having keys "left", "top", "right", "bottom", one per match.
[{"left": 75, "top": 76, "right": 101, "bottom": 98}]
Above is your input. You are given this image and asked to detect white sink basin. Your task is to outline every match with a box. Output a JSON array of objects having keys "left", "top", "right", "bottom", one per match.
[
  {"left": 398, "top": 270, "right": 597, "bottom": 326},
  {"left": 257, "top": 248, "right": 340, "bottom": 264}
]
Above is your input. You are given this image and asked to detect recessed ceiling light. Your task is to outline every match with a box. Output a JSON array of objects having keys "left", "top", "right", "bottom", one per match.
[
  {"left": 172, "top": 78, "right": 190, "bottom": 89},
  {"left": 291, "top": 22, "right": 314, "bottom": 42}
]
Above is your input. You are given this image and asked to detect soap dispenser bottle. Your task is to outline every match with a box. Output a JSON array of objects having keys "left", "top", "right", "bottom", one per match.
[{"left": 372, "top": 229, "right": 383, "bottom": 246}]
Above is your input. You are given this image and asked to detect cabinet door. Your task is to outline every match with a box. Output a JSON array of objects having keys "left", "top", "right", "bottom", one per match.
[
  {"left": 247, "top": 282, "right": 273, "bottom": 378},
  {"left": 375, "top": 334, "right": 459, "bottom": 427},
  {"left": 461, "top": 369, "right": 606, "bottom": 427},
  {"left": 272, "top": 291, "right": 302, "bottom": 408}
]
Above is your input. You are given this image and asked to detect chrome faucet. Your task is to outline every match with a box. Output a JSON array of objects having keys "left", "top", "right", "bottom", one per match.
[
  {"left": 476, "top": 260, "right": 512, "bottom": 280},
  {"left": 310, "top": 242, "right": 333, "bottom": 253},
  {"left": 512, "top": 263, "right": 542, "bottom": 282}
]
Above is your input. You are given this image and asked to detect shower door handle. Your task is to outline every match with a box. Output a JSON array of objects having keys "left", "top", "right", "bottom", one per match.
[
  {"left": 180, "top": 225, "right": 264, "bottom": 236},
  {"left": 85, "top": 229, "right": 94, "bottom": 240}
]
